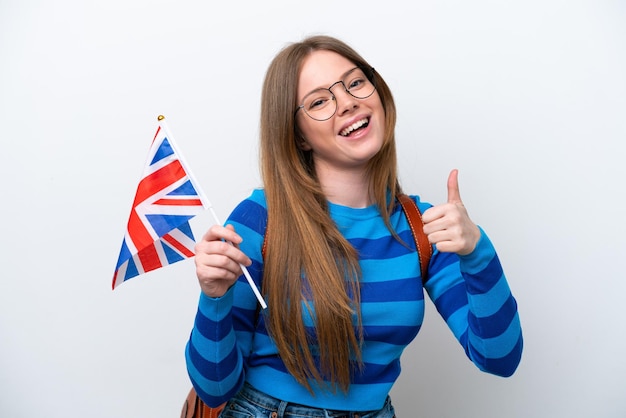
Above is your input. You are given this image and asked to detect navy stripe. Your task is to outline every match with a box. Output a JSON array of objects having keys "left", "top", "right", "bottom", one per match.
[
  {"left": 469, "top": 334, "right": 524, "bottom": 377},
  {"left": 194, "top": 310, "right": 232, "bottom": 342},
  {"left": 232, "top": 306, "right": 258, "bottom": 332},
  {"left": 360, "top": 278, "right": 423, "bottom": 303},
  {"left": 465, "top": 255, "right": 504, "bottom": 294},
  {"left": 362, "top": 325, "right": 421, "bottom": 345},
  {"left": 468, "top": 295, "right": 518, "bottom": 338},
  {"left": 429, "top": 251, "right": 459, "bottom": 273},
  {"left": 187, "top": 339, "right": 240, "bottom": 381},
  {"left": 248, "top": 353, "right": 288, "bottom": 372},
  {"left": 228, "top": 199, "right": 267, "bottom": 236},
  {"left": 433, "top": 282, "right": 468, "bottom": 322},
  {"left": 350, "top": 230, "right": 415, "bottom": 260},
  {"left": 352, "top": 360, "right": 400, "bottom": 384},
  {"left": 191, "top": 375, "right": 243, "bottom": 407}
]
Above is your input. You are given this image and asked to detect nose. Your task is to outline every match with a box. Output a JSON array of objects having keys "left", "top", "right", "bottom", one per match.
[{"left": 330, "top": 82, "right": 358, "bottom": 116}]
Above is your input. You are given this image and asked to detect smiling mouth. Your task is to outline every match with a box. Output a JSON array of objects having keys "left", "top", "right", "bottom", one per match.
[{"left": 340, "top": 117, "right": 369, "bottom": 137}]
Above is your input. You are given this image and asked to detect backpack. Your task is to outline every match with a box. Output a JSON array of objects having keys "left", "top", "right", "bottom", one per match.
[{"left": 181, "top": 194, "right": 432, "bottom": 417}]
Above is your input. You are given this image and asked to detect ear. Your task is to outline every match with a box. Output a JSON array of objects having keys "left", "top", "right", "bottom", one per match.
[
  {"left": 298, "top": 138, "right": 312, "bottom": 151},
  {"left": 294, "top": 125, "right": 312, "bottom": 151}
]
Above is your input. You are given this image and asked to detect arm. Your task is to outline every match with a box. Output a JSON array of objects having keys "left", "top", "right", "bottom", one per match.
[
  {"left": 185, "top": 193, "right": 267, "bottom": 406},
  {"left": 425, "top": 232, "right": 523, "bottom": 377},
  {"left": 421, "top": 170, "right": 523, "bottom": 376},
  {"left": 185, "top": 286, "right": 247, "bottom": 406}
]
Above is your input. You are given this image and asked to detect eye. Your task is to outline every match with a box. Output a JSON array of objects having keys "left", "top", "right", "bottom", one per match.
[
  {"left": 350, "top": 78, "right": 365, "bottom": 89},
  {"left": 305, "top": 90, "right": 333, "bottom": 110},
  {"left": 309, "top": 98, "right": 327, "bottom": 109},
  {"left": 346, "top": 72, "right": 368, "bottom": 91}
]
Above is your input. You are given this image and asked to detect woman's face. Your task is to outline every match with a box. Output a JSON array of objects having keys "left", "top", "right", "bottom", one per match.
[{"left": 295, "top": 50, "right": 385, "bottom": 175}]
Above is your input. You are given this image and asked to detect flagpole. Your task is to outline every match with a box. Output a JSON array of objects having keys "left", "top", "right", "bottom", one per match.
[
  {"left": 157, "top": 115, "right": 212, "bottom": 209},
  {"left": 157, "top": 115, "right": 267, "bottom": 310}
]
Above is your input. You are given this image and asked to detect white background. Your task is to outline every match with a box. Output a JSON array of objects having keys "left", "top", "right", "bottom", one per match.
[{"left": 1, "top": 1, "right": 625, "bottom": 417}]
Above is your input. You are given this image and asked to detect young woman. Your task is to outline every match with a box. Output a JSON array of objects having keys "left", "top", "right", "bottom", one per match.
[{"left": 185, "top": 35, "right": 523, "bottom": 417}]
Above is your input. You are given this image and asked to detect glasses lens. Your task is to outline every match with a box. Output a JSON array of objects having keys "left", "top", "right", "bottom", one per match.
[
  {"left": 302, "top": 89, "right": 336, "bottom": 121},
  {"left": 344, "top": 67, "right": 376, "bottom": 99}
]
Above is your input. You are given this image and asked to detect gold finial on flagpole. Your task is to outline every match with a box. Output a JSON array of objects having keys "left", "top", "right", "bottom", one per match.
[{"left": 158, "top": 115, "right": 165, "bottom": 121}]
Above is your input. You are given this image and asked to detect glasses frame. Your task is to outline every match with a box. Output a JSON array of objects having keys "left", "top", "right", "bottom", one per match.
[{"left": 295, "top": 66, "right": 376, "bottom": 122}]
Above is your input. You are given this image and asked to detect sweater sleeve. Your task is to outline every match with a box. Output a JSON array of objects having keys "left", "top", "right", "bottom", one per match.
[
  {"left": 185, "top": 288, "right": 246, "bottom": 406},
  {"left": 185, "top": 191, "right": 267, "bottom": 406},
  {"left": 424, "top": 227, "right": 523, "bottom": 377}
]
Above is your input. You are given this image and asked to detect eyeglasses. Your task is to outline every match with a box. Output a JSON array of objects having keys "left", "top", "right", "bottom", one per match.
[{"left": 295, "top": 66, "right": 376, "bottom": 121}]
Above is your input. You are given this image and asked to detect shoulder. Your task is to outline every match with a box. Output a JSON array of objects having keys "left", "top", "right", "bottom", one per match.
[
  {"left": 228, "top": 188, "right": 267, "bottom": 235},
  {"left": 401, "top": 193, "right": 433, "bottom": 214},
  {"left": 247, "top": 188, "right": 267, "bottom": 206},
  {"left": 231, "top": 188, "right": 267, "bottom": 214}
]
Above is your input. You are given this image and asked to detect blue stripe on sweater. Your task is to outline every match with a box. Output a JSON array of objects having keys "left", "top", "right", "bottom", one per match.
[
  {"left": 349, "top": 230, "right": 415, "bottom": 259},
  {"left": 428, "top": 250, "right": 459, "bottom": 277},
  {"left": 468, "top": 295, "right": 519, "bottom": 338},
  {"left": 194, "top": 307, "right": 232, "bottom": 342},
  {"left": 468, "top": 312, "right": 522, "bottom": 359},
  {"left": 468, "top": 332, "right": 524, "bottom": 377},
  {"left": 425, "top": 260, "right": 462, "bottom": 301},
  {"left": 190, "top": 325, "right": 237, "bottom": 364},
  {"left": 468, "top": 275, "right": 511, "bottom": 317},
  {"left": 352, "top": 360, "right": 400, "bottom": 384},
  {"left": 187, "top": 346, "right": 245, "bottom": 406},
  {"left": 360, "top": 250, "right": 420, "bottom": 280},
  {"left": 227, "top": 198, "right": 267, "bottom": 237},
  {"left": 232, "top": 306, "right": 259, "bottom": 332},
  {"left": 433, "top": 282, "right": 467, "bottom": 322},
  {"left": 361, "top": 324, "right": 421, "bottom": 345},
  {"left": 465, "top": 255, "right": 504, "bottom": 294},
  {"left": 360, "top": 277, "right": 423, "bottom": 302},
  {"left": 361, "top": 340, "right": 409, "bottom": 363},
  {"left": 361, "top": 301, "right": 424, "bottom": 327},
  {"left": 445, "top": 305, "right": 470, "bottom": 341},
  {"left": 186, "top": 339, "right": 242, "bottom": 387}
]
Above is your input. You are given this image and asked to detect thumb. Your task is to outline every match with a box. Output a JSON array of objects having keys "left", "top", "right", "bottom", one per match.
[{"left": 447, "top": 169, "right": 462, "bottom": 204}]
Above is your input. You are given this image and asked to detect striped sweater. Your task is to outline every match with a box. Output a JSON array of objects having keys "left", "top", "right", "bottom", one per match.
[{"left": 185, "top": 189, "right": 523, "bottom": 411}]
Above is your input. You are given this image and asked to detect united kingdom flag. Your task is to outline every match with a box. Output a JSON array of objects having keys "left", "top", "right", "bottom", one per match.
[{"left": 112, "top": 118, "right": 207, "bottom": 289}]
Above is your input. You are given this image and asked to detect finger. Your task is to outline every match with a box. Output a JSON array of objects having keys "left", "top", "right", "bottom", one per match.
[
  {"left": 223, "top": 224, "right": 242, "bottom": 247},
  {"left": 421, "top": 207, "right": 445, "bottom": 232},
  {"left": 422, "top": 201, "right": 451, "bottom": 225},
  {"left": 204, "top": 250, "right": 246, "bottom": 274},
  {"left": 201, "top": 224, "right": 243, "bottom": 245},
  {"left": 211, "top": 239, "right": 252, "bottom": 265},
  {"left": 447, "top": 169, "right": 462, "bottom": 204}
]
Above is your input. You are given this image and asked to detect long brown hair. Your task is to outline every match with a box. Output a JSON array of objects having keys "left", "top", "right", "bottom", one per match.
[{"left": 259, "top": 35, "right": 400, "bottom": 393}]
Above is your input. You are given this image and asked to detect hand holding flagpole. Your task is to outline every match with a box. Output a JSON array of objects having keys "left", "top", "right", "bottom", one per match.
[
  {"left": 157, "top": 116, "right": 267, "bottom": 309},
  {"left": 113, "top": 115, "right": 266, "bottom": 308}
]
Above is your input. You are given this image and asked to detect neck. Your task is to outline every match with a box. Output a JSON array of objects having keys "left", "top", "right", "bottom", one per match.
[{"left": 315, "top": 163, "right": 371, "bottom": 208}]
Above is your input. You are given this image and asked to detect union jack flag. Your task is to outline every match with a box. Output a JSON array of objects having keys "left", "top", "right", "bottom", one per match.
[{"left": 112, "top": 119, "right": 207, "bottom": 289}]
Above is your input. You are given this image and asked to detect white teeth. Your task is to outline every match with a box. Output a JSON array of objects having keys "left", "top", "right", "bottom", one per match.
[{"left": 340, "top": 118, "right": 368, "bottom": 136}]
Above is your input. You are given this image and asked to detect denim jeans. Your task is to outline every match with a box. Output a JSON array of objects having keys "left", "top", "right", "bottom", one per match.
[{"left": 220, "top": 382, "right": 396, "bottom": 418}]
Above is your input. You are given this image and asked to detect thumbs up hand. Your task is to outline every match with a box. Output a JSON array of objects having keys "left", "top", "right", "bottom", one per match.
[{"left": 422, "top": 169, "right": 481, "bottom": 256}]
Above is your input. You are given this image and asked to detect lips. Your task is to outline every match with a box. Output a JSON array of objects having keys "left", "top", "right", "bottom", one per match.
[{"left": 339, "top": 117, "right": 369, "bottom": 137}]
